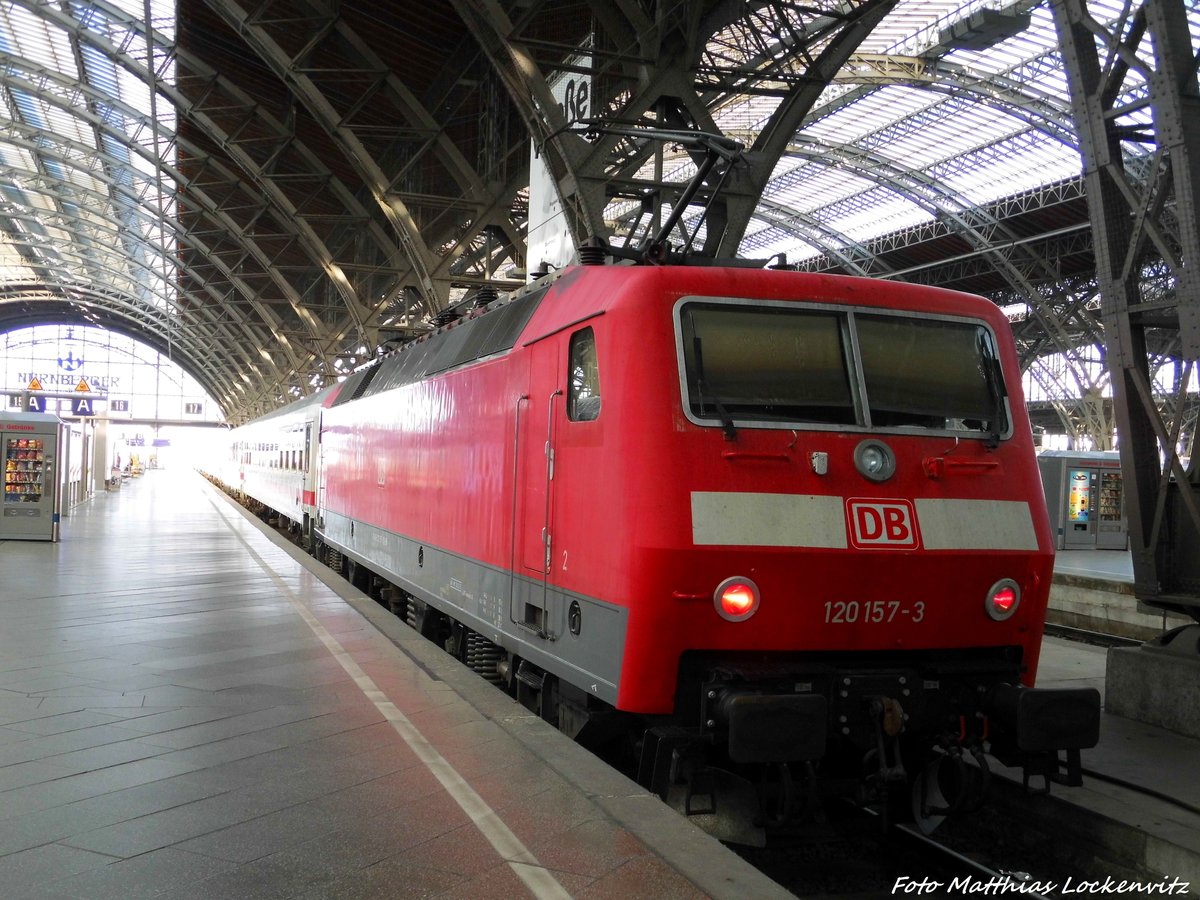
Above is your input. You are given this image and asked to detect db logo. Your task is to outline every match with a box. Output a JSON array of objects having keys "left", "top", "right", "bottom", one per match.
[{"left": 846, "top": 499, "right": 920, "bottom": 549}]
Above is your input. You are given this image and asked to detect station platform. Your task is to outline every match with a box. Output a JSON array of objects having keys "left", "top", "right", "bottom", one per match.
[
  {"left": 984, "top": 548, "right": 1200, "bottom": 893},
  {"left": 0, "top": 470, "right": 788, "bottom": 900},
  {"left": 997, "top": 633, "right": 1200, "bottom": 893},
  {"left": 2, "top": 471, "right": 1198, "bottom": 897}
]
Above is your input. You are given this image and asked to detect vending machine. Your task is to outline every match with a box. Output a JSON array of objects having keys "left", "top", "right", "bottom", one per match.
[
  {"left": 1037, "top": 450, "right": 1128, "bottom": 550},
  {"left": 1, "top": 411, "right": 64, "bottom": 542}
]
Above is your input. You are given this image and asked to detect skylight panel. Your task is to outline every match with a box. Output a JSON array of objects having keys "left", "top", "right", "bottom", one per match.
[
  {"left": 116, "top": 62, "right": 161, "bottom": 122},
  {"left": 129, "top": 147, "right": 163, "bottom": 179},
  {"left": 22, "top": 185, "right": 56, "bottom": 216},
  {"left": 937, "top": 132, "right": 1082, "bottom": 204},
  {"left": 44, "top": 221, "right": 77, "bottom": 251},
  {"left": 712, "top": 94, "right": 782, "bottom": 137},
  {"left": 831, "top": 194, "right": 932, "bottom": 242},
  {"left": 805, "top": 87, "right": 937, "bottom": 146},
  {"left": 0, "top": 86, "right": 15, "bottom": 124},
  {"left": 741, "top": 225, "right": 828, "bottom": 262},
  {"left": 9, "top": 88, "right": 48, "bottom": 131},
  {"left": 42, "top": 157, "right": 69, "bottom": 184},
  {"left": 104, "top": 0, "right": 175, "bottom": 38},
  {"left": 4, "top": 4, "right": 73, "bottom": 77},
  {"left": 766, "top": 161, "right": 880, "bottom": 214},
  {"left": 0, "top": 145, "right": 38, "bottom": 176},
  {"left": 874, "top": 102, "right": 1026, "bottom": 168},
  {"left": 769, "top": 169, "right": 936, "bottom": 243},
  {"left": 43, "top": 103, "right": 92, "bottom": 147},
  {"left": 941, "top": 5, "right": 1063, "bottom": 73},
  {"left": 854, "top": 0, "right": 965, "bottom": 54},
  {"left": 998, "top": 53, "right": 1071, "bottom": 107},
  {"left": 98, "top": 131, "right": 134, "bottom": 166},
  {"left": 80, "top": 42, "right": 121, "bottom": 100},
  {"left": 821, "top": 182, "right": 921, "bottom": 220},
  {"left": 0, "top": 252, "right": 39, "bottom": 284}
]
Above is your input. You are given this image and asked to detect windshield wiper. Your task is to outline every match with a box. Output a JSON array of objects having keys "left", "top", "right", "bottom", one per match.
[{"left": 692, "top": 335, "right": 737, "bottom": 441}]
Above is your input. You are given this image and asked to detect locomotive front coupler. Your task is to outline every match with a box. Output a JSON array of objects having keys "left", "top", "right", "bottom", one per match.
[{"left": 864, "top": 696, "right": 907, "bottom": 785}]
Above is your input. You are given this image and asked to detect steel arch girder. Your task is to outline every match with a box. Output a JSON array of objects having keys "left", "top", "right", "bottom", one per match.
[
  {"left": 0, "top": 74, "right": 306, "bottom": 391},
  {"left": 5, "top": 1, "right": 351, "bottom": 397},
  {"left": 0, "top": 132, "right": 293, "bottom": 400},
  {"left": 1053, "top": 0, "right": 1200, "bottom": 610},
  {"left": 201, "top": 0, "right": 441, "bottom": 310},
  {"left": 715, "top": 0, "right": 901, "bottom": 256},
  {"left": 15, "top": 0, "right": 411, "bottom": 384}
]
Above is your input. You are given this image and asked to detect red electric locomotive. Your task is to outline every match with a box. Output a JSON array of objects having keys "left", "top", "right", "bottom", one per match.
[{"left": 216, "top": 260, "right": 1099, "bottom": 837}]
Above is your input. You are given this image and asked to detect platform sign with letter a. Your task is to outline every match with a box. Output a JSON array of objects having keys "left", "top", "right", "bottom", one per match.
[{"left": 71, "top": 378, "right": 95, "bottom": 417}]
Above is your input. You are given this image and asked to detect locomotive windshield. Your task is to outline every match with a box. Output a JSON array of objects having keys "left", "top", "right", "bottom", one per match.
[{"left": 677, "top": 299, "right": 1009, "bottom": 438}]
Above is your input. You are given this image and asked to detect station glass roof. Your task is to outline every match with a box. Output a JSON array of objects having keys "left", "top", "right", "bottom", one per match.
[{"left": 0, "top": 0, "right": 1191, "bottom": 419}]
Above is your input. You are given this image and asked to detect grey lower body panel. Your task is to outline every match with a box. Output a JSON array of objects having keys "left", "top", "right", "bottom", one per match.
[{"left": 319, "top": 511, "right": 625, "bottom": 706}]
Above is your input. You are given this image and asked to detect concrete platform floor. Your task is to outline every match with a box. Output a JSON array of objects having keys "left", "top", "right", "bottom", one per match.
[
  {"left": 0, "top": 469, "right": 787, "bottom": 900},
  {"left": 1052, "top": 549, "right": 1133, "bottom": 583}
]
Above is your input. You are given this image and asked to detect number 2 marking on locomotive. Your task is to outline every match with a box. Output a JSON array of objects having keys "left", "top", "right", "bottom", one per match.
[{"left": 823, "top": 600, "right": 926, "bottom": 624}]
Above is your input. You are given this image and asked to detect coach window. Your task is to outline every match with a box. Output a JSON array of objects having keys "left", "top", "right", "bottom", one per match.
[{"left": 568, "top": 327, "right": 601, "bottom": 421}]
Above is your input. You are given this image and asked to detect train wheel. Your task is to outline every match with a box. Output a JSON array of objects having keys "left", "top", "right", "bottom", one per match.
[
  {"left": 346, "top": 560, "right": 371, "bottom": 594},
  {"left": 408, "top": 598, "right": 446, "bottom": 643},
  {"left": 911, "top": 756, "right": 949, "bottom": 834},
  {"left": 497, "top": 654, "right": 521, "bottom": 698},
  {"left": 380, "top": 586, "right": 408, "bottom": 620},
  {"left": 758, "top": 762, "right": 796, "bottom": 827}
]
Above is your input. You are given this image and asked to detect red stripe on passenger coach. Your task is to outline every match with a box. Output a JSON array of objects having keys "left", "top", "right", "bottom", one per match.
[{"left": 302, "top": 489, "right": 316, "bottom": 506}]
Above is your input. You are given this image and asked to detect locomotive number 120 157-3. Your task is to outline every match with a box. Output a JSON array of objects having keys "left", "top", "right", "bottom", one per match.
[{"left": 823, "top": 599, "right": 926, "bottom": 624}]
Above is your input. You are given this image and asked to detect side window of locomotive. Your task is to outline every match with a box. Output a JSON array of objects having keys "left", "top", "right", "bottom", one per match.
[
  {"left": 855, "top": 315, "right": 1008, "bottom": 436},
  {"left": 680, "top": 303, "right": 857, "bottom": 425},
  {"left": 568, "top": 327, "right": 602, "bottom": 422}
]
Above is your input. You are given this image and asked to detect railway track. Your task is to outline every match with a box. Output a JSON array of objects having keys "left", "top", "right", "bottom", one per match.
[
  {"left": 737, "top": 623, "right": 1195, "bottom": 897},
  {"left": 1042, "top": 621, "right": 1144, "bottom": 648},
  {"left": 736, "top": 800, "right": 1063, "bottom": 898},
  {"left": 886, "top": 823, "right": 1055, "bottom": 899}
]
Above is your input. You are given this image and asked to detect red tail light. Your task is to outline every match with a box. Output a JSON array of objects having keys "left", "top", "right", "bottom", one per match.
[
  {"left": 986, "top": 579, "right": 1021, "bottom": 621},
  {"left": 715, "top": 577, "right": 760, "bottom": 622}
]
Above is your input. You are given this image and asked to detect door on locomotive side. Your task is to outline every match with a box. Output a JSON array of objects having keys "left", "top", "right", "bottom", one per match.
[
  {"left": 315, "top": 415, "right": 330, "bottom": 534},
  {"left": 512, "top": 335, "right": 561, "bottom": 635},
  {"left": 302, "top": 417, "right": 318, "bottom": 537}
]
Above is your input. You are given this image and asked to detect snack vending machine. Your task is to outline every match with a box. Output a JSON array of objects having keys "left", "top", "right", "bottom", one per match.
[{"left": 1, "top": 411, "right": 64, "bottom": 541}]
